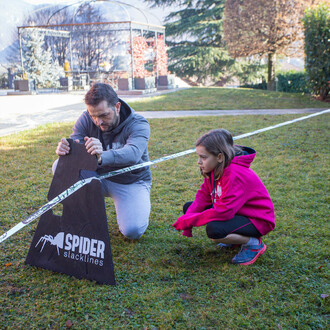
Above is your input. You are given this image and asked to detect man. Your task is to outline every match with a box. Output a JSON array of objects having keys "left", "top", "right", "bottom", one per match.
[{"left": 55, "top": 83, "right": 152, "bottom": 240}]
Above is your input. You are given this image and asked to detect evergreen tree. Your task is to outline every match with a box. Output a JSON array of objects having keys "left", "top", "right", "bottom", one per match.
[
  {"left": 22, "top": 30, "right": 64, "bottom": 88},
  {"left": 146, "top": 0, "right": 236, "bottom": 84},
  {"left": 147, "top": 0, "right": 264, "bottom": 85}
]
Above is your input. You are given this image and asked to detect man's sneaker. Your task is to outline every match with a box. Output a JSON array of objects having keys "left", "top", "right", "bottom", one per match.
[
  {"left": 217, "top": 243, "right": 241, "bottom": 249},
  {"left": 231, "top": 238, "right": 267, "bottom": 265}
]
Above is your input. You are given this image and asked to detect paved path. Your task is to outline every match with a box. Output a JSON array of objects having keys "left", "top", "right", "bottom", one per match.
[
  {"left": 137, "top": 108, "right": 326, "bottom": 118},
  {"left": 0, "top": 92, "right": 327, "bottom": 137}
]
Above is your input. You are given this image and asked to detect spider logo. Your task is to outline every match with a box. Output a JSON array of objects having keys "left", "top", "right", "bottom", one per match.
[{"left": 35, "top": 232, "right": 64, "bottom": 256}]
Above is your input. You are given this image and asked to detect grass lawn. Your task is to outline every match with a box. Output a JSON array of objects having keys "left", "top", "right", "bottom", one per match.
[
  {"left": 129, "top": 87, "right": 328, "bottom": 111},
  {"left": 0, "top": 113, "right": 329, "bottom": 328}
]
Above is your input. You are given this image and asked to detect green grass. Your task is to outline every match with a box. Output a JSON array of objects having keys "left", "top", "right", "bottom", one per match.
[
  {"left": 129, "top": 87, "right": 328, "bottom": 111},
  {"left": 0, "top": 114, "right": 329, "bottom": 328}
]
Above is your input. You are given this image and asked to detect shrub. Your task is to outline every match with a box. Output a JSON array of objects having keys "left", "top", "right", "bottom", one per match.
[
  {"left": 0, "top": 73, "right": 9, "bottom": 88},
  {"left": 276, "top": 71, "right": 310, "bottom": 93},
  {"left": 302, "top": 3, "right": 330, "bottom": 100},
  {"left": 241, "top": 71, "right": 310, "bottom": 93},
  {"left": 240, "top": 80, "right": 267, "bottom": 90}
]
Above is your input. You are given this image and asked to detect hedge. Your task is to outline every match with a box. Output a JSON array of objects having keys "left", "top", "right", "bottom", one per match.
[
  {"left": 241, "top": 71, "right": 310, "bottom": 93},
  {"left": 276, "top": 71, "right": 310, "bottom": 93},
  {"left": 303, "top": 3, "right": 330, "bottom": 100}
]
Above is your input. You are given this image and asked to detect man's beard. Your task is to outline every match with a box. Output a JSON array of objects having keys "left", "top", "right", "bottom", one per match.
[{"left": 101, "top": 112, "right": 120, "bottom": 131}]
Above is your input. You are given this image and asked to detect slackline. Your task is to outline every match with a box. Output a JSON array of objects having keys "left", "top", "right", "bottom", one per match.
[{"left": 0, "top": 109, "right": 329, "bottom": 244}]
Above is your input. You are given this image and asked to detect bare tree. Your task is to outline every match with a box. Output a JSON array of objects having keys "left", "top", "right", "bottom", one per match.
[
  {"left": 22, "top": 5, "right": 72, "bottom": 66},
  {"left": 18, "top": 3, "right": 111, "bottom": 71},
  {"left": 72, "top": 3, "right": 104, "bottom": 70},
  {"left": 223, "top": 0, "right": 319, "bottom": 90}
]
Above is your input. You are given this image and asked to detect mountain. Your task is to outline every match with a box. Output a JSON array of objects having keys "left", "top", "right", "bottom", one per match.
[
  {"left": 0, "top": 0, "right": 33, "bottom": 69},
  {"left": 0, "top": 0, "right": 32, "bottom": 52}
]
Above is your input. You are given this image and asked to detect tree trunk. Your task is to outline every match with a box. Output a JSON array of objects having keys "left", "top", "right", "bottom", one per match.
[{"left": 267, "top": 52, "right": 276, "bottom": 91}]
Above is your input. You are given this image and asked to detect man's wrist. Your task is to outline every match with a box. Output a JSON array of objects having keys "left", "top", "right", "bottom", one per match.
[{"left": 97, "top": 154, "right": 102, "bottom": 165}]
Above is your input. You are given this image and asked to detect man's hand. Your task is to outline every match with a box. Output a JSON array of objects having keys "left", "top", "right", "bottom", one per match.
[
  {"left": 84, "top": 136, "right": 103, "bottom": 157},
  {"left": 56, "top": 138, "right": 80, "bottom": 156},
  {"left": 56, "top": 138, "right": 70, "bottom": 156}
]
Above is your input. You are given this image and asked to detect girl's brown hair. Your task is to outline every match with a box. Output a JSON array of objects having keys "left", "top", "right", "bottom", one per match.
[{"left": 196, "top": 129, "right": 241, "bottom": 179}]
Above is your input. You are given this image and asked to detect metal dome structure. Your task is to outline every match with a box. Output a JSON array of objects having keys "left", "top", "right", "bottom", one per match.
[
  {"left": 17, "top": 0, "right": 168, "bottom": 92},
  {"left": 46, "top": 0, "right": 162, "bottom": 26}
]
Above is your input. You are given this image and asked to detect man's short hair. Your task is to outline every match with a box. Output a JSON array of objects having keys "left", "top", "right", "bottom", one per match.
[{"left": 84, "top": 83, "right": 119, "bottom": 109}]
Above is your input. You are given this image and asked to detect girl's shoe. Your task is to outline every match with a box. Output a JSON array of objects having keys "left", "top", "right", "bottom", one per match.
[{"left": 231, "top": 239, "right": 267, "bottom": 265}]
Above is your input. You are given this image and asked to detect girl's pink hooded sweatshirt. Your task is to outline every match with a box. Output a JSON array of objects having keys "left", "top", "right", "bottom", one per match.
[{"left": 173, "top": 147, "right": 275, "bottom": 237}]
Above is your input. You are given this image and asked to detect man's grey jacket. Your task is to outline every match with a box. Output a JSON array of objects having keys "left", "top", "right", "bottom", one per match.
[{"left": 70, "top": 98, "right": 152, "bottom": 184}]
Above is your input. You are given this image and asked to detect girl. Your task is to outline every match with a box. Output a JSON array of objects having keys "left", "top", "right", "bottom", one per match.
[{"left": 173, "top": 129, "right": 275, "bottom": 265}]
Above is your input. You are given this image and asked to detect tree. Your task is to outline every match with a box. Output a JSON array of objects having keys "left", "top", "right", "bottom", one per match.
[
  {"left": 22, "top": 30, "right": 64, "bottom": 88},
  {"left": 73, "top": 2, "right": 106, "bottom": 70},
  {"left": 303, "top": 3, "right": 330, "bottom": 100},
  {"left": 155, "top": 35, "right": 168, "bottom": 76},
  {"left": 223, "top": 0, "right": 318, "bottom": 90},
  {"left": 131, "top": 36, "right": 148, "bottom": 78},
  {"left": 146, "top": 0, "right": 238, "bottom": 85},
  {"left": 22, "top": 3, "right": 112, "bottom": 71},
  {"left": 24, "top": 5, "right": 72, "bottom": 66}
]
